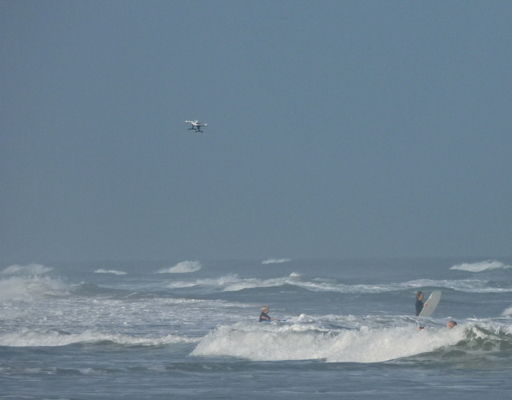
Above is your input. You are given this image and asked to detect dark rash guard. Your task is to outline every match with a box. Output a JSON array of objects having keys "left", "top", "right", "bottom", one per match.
[
  {"left": 259, "top": 312, "right": 271, "bottom": 322},
  {"left": 415, "top": 300, "right": 424, "bottom": 316}
]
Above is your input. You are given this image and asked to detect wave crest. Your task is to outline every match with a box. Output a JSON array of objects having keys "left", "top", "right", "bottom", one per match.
[
  {"left": 191, "top": 322, "right": 465, "bottom": 363},
  {"left": 450, "top": 260, "right": 511, "bottom": 272},
  {"left": 157, "top": 261, "right": 202, "bottom": 274},
  {"left": 262, "top": 259, "right": 291, "bottom": 264},
  {"left": 2, "top": 264, "right": 53, "bottom": 275},
  {"left": 94, "top": 269, "right": 127, "bottom": 275}
]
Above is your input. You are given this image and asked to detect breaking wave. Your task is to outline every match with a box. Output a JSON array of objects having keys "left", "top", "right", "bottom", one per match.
[
  {"left": 2, "top": 264, "right": 53, "bottom": 275},
  {"left": 450, "top": 260, "right": 512, "bottom": 272},
  {"left": 0, "top": 276, "right": 69, "bottom": 302},
  {"left": 157, "top": 261, "right": 202, "bottom": 274},
  {"left": 94, "top": 269, "right": 127, "bottom": 275},
  {"left": 191, "top": 321, "right": 512, "bottom": 363}
]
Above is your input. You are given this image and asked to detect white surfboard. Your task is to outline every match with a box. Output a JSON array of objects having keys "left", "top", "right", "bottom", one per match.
[{"left": 419, "top": 291, "right": 441, "bottom": 317}]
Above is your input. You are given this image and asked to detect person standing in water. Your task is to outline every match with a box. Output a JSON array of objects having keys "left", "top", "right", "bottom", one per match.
[
  {"left": 259, "top": 306, "right": 280, "bottom": 322},
  {"left": 415, "top": 291, "right": 425, "bottom": 316}
]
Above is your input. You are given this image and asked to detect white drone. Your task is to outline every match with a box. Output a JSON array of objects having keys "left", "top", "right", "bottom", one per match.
[{"left": 185, "top": 120, "right": 208, "bottom": 133}]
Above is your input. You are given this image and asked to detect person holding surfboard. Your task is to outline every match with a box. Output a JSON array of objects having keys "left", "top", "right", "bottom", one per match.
[
  {"left": 416, "top": 290, "right": 442, "bottom": 317},
  {"left": 415, "top": 291, "right": 425, "bottom": 316}
]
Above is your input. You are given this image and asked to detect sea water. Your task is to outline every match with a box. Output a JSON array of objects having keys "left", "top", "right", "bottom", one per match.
[{"left": 1, "top": 258, "right": 512, "bottom": 399}]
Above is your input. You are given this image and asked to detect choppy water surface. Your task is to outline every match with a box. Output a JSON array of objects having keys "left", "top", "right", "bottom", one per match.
[{"left": 1, "top": 258, "right": 512, "bottom": 399}]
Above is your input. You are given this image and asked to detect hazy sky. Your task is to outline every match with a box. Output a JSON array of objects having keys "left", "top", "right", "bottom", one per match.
[{"left": 1, "top": 1, "right": 511, "bottom": 263}]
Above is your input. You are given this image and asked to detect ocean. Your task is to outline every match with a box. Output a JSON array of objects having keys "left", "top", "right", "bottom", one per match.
[{"left": 1, "top": 257, "right": 512, "bottom": 399}]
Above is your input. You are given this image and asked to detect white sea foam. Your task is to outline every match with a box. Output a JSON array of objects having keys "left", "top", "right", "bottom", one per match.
[
  {"left": 2, "top": 264, "right": 53, "bottom": 275},
  {"left": 262, "top": 259, "right": 291, "bottom": 264},
  {"left": 450, "top": 260, "right": 511, "bottom": 272},
  {"left": 94, "top": 269, "right": 127, "bottom": 275},
  {"left": 223, "top": 275, "right": 296, "bottom": 292},
  {"left": 191, "top": 322, "right": 465, "bottom": 363},
  {"left": 157, "top": 261, "right": 202, "bottom": 274},
  {"left": 166, "top": 274, "right": 240, "bottom": 289},
  {"left": 0, "top": 276, "right": 69, "bottom": 302},
  {"left": 0, "top": 329, "right": 199, "bottom": 347}
]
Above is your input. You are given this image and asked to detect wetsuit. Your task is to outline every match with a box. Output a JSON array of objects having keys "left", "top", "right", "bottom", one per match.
[
  {"left": 259, "top": 312, "right": 271, "bottom": 322},
  {"left": 415, "top": 300, "right": 424, "bottom": 316}
]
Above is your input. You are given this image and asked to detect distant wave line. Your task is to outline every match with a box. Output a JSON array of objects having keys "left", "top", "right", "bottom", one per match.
[
  {"left": 157, "top": 261, "right": 202, "bottom": 274},
  {"left": 450, "top": 260, "right": 511, "bottom": 272},
  {"left": 0, "top": 330, "right": 199, "bottom": 347},
  {"left": 262, "top": 259, "right": 291, "bottom": 264},
  {"left": 165, "top": 273, "right": 512, "bottom": 294},
  {"left": 94, "top": 269, "right": 127, "bottom": 275}
]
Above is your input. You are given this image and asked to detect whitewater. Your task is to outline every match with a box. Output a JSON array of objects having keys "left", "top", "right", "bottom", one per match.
[{"left": 1, "top": 258, "right": 512, "bottom": 399}]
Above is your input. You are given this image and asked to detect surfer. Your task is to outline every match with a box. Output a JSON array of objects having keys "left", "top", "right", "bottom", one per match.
[
  {"left": 259, "top": 306, "right": 280, "bottom": 322},
  {"left": 415, "top": 291, "right": 424, "bottom": 316},
  {"left": 419, "top": 321, "right": 457, "bottom": 331},
  {"left": 447, "top": 321, "right": 457, "bottom": 328}
]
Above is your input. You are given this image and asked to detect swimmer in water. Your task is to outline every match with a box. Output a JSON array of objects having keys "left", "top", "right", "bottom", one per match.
[
  {"left": 419, "top": 321, "right": 457, "bottom": 331},
  {"left": 447, "top": 321, "right": 457, "bottom": 328},
  {"left": 259, "top": 306, "right": 280, "bottom": 322}
]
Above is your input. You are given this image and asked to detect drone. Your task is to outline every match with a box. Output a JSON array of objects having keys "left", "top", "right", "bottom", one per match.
[{"left": 185, "top": 120, "right": 208, "bottom": 133}]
